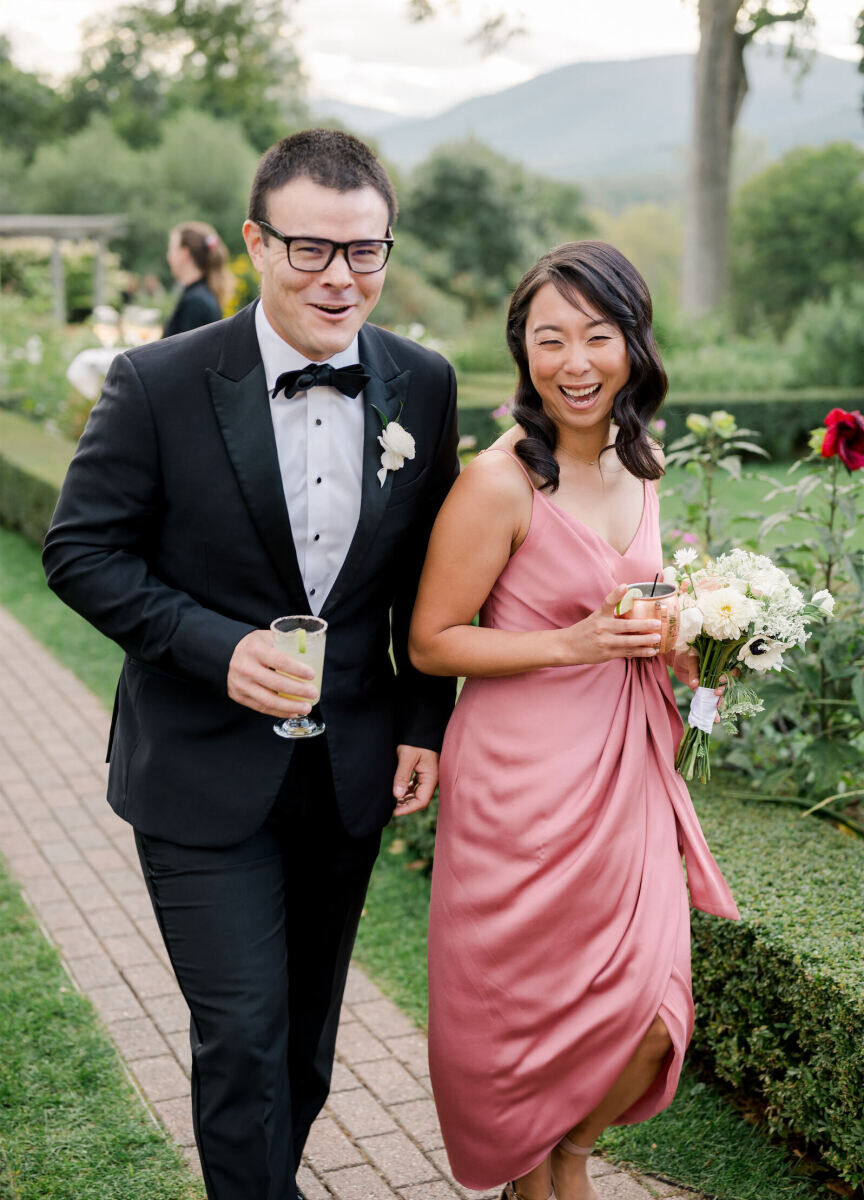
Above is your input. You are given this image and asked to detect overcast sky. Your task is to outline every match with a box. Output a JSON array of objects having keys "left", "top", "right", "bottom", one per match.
[{"left": 4, "top": 0, "right": 862, "bottom": 115}]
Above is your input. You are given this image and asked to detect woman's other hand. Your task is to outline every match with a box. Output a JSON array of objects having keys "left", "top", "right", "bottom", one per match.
[{"left": 665, "top": 644, "right": 731, "bottom": 724}]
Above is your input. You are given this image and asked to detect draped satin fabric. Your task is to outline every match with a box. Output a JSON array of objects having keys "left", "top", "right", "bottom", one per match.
[{"left": 427, "top": 451, "right": 739, "bottom": 1190}]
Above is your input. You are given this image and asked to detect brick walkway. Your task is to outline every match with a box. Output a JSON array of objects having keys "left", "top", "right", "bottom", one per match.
[{"left": 0, "top": 604, "right": 690, "bottom": 1200}]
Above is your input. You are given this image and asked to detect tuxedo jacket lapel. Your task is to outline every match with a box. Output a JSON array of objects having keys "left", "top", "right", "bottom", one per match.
[
  {"left": 205, "top": 306, "right": 308, "bottom": 611},
  {"left": 320, "top": 327, "right": 409, "bottom": 619}
]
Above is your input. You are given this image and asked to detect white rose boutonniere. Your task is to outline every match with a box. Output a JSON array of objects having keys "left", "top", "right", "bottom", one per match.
[{"left": 373, "top": 405, "right": 416, "bottom": 487}]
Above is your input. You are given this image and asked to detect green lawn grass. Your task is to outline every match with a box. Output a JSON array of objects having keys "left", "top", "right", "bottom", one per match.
[
  {"left": 0, "top": 525, "right": 121, "bottom": 708},
  {"left": 0, "top": 532, "right": 199, "bottom": 1195},
  {"left": 0, "top": 860, "right": 205, "bottom": 1200},
  {"left": 456, "top": 370, "right": 516, "bottom": 410}
]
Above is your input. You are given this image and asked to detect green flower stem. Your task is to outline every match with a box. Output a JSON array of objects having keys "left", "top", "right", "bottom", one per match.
[
  {"left": 703, "top": 452, "right": 716, "bottom": 551},
  {"left": 817, "top": 457, "right": 840, "bottom": 735},
  {"left": 676, "top": 635, "right": 747, "bottom": 783},
  {"left": 823, "top": 456, "right": 840, "bottom": 596}
]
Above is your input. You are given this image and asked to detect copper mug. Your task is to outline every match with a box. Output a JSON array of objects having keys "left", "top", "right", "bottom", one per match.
[{"left": 615, "top": 581, "right": 680, "bottom": 654}]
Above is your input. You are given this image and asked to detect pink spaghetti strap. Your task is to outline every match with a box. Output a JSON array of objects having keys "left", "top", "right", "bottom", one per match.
[{"left": 482, "top": 445, "right": 535, "bottom": 488}]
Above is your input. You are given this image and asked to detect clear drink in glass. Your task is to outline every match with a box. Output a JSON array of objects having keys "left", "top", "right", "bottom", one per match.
[{"left": 270, "top": 615, "right": 327, "bottom": 739}]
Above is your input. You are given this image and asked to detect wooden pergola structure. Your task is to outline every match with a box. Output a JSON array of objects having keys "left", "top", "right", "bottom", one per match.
[{"left": 0, "top": 214, "right": 128, "bottom": 322}]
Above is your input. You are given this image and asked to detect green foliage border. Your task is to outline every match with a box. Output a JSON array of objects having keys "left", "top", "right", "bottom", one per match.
[
  {"left": 0, "top": 409, "right": 74, "bottom": 545},
  {"left": 693, "top": 788, "right": 864, "bottom": 1187}
]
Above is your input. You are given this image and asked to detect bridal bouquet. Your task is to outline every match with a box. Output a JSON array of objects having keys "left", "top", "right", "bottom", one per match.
[{"left": 667, "top": 547, "right": 834, "bottom": 782}]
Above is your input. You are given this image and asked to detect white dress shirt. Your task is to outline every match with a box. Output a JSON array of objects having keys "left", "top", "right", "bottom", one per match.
[{"left": 255, "top": 302, "right": 365, "bottom": 615}]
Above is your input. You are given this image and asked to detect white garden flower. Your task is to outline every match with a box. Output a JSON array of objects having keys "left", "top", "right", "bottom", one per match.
[
  {"left": 747, "top": 569, "right": 788, "bottom": 600},
  {"left": 699, "top": 587, "right": 755, "bottom": 640},
  {"left": 376, "top": 420, "right": 416, "bottom": 487},
  {"left": 675, "top": 604, "right": 704, "bottom": 649},
  {"left": 811, "top": 589, "right": 835, "bottom": 614},
  {"left": 737, "top": 636, "right": 788, "bottom": 672},
  {"left": 673, "top": 546, "right": 699, "bottom": 569}
]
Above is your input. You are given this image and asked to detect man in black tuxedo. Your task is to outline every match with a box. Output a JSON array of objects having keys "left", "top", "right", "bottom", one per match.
[{"left": 43, "top": 129, "right": 458, "bottom": 1200}]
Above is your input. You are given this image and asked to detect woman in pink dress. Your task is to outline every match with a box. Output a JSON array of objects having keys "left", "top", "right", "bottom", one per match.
[{"left": 409, "top": 242, "right": 739, "bottom": 1200}]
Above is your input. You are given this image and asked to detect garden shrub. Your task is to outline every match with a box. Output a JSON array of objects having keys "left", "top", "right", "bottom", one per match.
[
  {"left": 692, "top": 788, "right": 864, "bottom": 1188},
  {"left": 0, "top": 295, "right": 95, "bottom": 428},
  {"left": 784, "top": 284, "right": 864, "bottom": 389},
  {"left": 662, "top": 337, "right": 793, "bottom": 394},
  {"left": 0, "top": 409, "right": 73, "bottom": 545}
]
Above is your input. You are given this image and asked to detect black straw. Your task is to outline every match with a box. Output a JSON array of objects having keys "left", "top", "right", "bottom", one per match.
[{"left": 649, "top": 572, "right": 659, "bottom": 596}]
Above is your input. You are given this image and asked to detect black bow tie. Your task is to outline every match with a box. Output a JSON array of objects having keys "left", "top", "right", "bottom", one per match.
[{"left": 271, "top": 362, "right": 370, "bottom": 400}]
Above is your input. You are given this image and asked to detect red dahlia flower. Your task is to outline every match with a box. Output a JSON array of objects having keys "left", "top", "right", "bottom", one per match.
[{"left": 821, "top": 408, "right": 864, "bottom": 471}]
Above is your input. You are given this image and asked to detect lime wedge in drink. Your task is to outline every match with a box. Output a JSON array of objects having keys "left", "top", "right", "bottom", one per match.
[
  {"left": 297, "top": 628, "right": 306, "bottom": 654},
  {"left": 615, "top": 587, "right": 642, "bottom": 616}
]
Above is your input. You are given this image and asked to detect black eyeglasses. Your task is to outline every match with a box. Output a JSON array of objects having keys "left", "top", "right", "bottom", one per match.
[{"left": 256, "top": 220, "right": 393, "bottom": 274}]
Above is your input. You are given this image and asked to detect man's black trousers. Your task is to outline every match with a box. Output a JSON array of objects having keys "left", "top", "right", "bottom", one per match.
[{"left": 135, "top": 738, "right": 381, "bottom": 1200}]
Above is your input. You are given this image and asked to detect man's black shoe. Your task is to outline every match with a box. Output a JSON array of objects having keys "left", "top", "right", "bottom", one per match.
[{"left": 297, "top": 1191, "right": 307, "bottom": 1200}]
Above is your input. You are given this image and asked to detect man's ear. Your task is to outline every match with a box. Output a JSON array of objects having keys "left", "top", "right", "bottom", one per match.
[{"left": 242, "top": 219, "right": 265, "bottom": 273}]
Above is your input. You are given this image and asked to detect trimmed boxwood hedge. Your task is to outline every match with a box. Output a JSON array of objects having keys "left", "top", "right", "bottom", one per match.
[
  {"left": 692, "top": 787, "right": 864, "bottom": 1187},
  {"left": 0, "top": 409, "right": 74, "bottom": 547}
]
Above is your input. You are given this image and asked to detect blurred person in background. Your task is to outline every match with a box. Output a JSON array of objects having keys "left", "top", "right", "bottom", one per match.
[{"left": 163, "top": 220, "right": 232, "bottom": 336}]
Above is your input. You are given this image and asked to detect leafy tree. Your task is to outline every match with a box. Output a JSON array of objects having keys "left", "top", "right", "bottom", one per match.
[
  {"left": 731, "top": 142, "right": 864, "bottom": 333},
  {"left": 21, "top": 111, "right": 259, "bottom": 275},
  {"left": 25, "top": 117, "right": 145, "bottom": 217},
  {"left": 372, "top": 232, "right": 467, "bottom": 338},
  {"left": 682, "top": 0, "right": 813, "bottom": 316},
  {"left": 65, "top": 0, "right": 306, "bottom": 150},
  {"left": 784, "top": 282, "right": 864, "bottom": 387},
  {"left": 0, "top": 35, "right": 66, "bottom": 160},
  {"left": 64, "top": 23, "right": 173, "bottom": 149},
  {"left": 401, "top": 140, "right": 592, "bottom": 314},
  {"left": 137, "top": 109, "right": 259, "bottom": 264},
  {"left": 406, "top": 0, "right": 524, "bottom": 53},
  {"left": 0, "top": 144, "right": 27, "bottom": 213},
  {"left": 593, "top": 204, "right": 683, "bottom": 308}
]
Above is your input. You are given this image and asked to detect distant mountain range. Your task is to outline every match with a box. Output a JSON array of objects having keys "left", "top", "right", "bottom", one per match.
[{"left": 312, "top": 46, "right": 863, "bottom": 201}]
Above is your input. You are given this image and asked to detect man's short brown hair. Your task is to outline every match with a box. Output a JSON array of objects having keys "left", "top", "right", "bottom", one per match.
[{"left": 248, "top": 128, "right": 398, "bottom": 228}]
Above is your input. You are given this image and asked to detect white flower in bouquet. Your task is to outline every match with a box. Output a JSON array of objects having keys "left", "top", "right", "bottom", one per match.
[
  {"left": 811, "top": 589, "right": 835, "bottom": 614},
  {"left": 698, "top": 587, "right": 755, "bottom": 640},
  {"left": 667, "top": 545, "right": 834, "bottom": 783},
  {"left": 675, "top": 603, "right": 704, "bottom": 648},
  {"left": 673, "top": 546, "right": 699, "bottom": 569},
  {"left": 713, "top": 550, "right": 790, "bottom": 598},
  {"left": 736, "top": 635, "right": 789, "bottom": 672}
]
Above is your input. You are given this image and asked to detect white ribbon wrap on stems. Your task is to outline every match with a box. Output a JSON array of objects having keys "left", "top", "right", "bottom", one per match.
[{"left": 688, "top": 686, "right": 720, "bottom": 733}]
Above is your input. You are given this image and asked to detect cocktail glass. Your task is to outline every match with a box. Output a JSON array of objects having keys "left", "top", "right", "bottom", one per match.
[
  {"left": 270, "top": 615, "right": 327, "bottom": 739},
  {"left": 615, "top": 582, "right": 680, "bottom": 654}
]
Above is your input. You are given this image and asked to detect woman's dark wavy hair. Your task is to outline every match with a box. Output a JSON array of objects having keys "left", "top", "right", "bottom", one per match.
[{"left": 506, "top": 240, "right": 667, "bottom": 490}]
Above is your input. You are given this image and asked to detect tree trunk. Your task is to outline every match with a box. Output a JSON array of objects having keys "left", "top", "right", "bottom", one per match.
[{"left": 682, "top": 0, "right": 749, "bottom": 316}]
